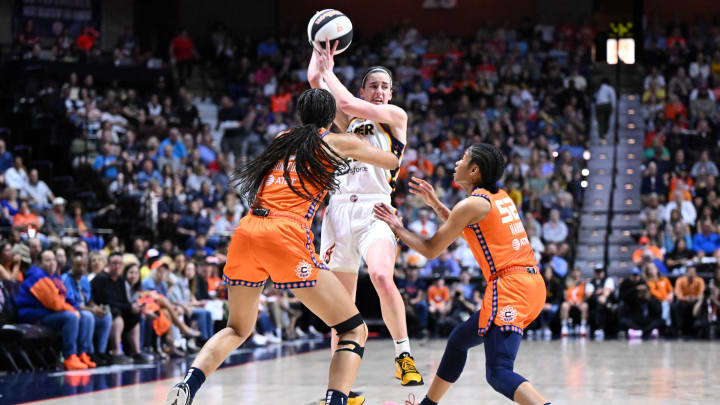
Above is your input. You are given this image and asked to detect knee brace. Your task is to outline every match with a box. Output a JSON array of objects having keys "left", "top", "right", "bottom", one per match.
[{"left": 332, "top": 313, "right": 366, "bottom": 358}]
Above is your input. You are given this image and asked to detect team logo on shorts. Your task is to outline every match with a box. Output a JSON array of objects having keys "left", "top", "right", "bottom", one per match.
[
  {"left": 324, "top": 243, "right": 336, "bottom": 264},
  {"left": 499, "top": 305, "right": 518, "bottom": 324},
  {"left": 295, "top": 260, "right": 313, "bottom": 280}
]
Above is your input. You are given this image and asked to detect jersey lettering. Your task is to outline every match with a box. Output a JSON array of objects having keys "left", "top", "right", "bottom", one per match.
[{"left": 495, "top": 197, "right": 520, "bottom": 224}]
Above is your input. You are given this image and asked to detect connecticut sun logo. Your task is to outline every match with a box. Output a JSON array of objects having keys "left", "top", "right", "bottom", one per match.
[
  {"left": 295, "top": 261, "right": 313, "bottom": 280},
  {"left": 499, "top": 305, "right": 518, "bottom": 323},
  {"left": 324, "top": 243, "right": 336, "bottom": 264}
]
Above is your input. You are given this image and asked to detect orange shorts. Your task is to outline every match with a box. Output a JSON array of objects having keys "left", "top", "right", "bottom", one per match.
[
  {"left": 478, "top": 266, "right": 546, "bottom": 336},
  {"left": 223, "top": 212, "right": 327, "bottom": 289}
]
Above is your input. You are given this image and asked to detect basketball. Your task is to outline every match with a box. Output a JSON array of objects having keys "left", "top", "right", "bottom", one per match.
[{"left": 307, "top": 9, "right": 353, "bottom": 55}]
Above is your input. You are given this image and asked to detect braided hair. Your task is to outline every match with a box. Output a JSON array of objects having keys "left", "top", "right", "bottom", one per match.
[
  {"left": 230, "top": 88, "right": 349, "bottom": 205},
  {"left": 467, "top": 143, "right": 505, "bottom": 193}
]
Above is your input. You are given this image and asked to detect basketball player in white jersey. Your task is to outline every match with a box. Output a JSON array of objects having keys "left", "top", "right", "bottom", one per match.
[{"left": 309, "top": 39, "right": 423, "bottom": 391}]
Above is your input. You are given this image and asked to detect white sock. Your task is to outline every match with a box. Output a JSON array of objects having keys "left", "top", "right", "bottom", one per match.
[
  {"left": 561, "top": 320, "right": 568, "bottom": 328},
  {"left": 581, "top": 320, "right": 587, "bottom": 327},
  {"left": 394, "top": 337, "right": 411, "bottom": 357}
]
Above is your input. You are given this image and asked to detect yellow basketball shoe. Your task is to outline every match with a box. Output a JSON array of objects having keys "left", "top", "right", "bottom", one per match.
[
  {"left": 395, "top": 352, "right": 424, "bottom": 386},
  {"left": 347, "top": 391, "right": 365, "bottom": 405}
]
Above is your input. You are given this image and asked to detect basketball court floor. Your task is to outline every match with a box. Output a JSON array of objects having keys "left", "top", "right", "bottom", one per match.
[{"left": 2, "top": 338, "right": 717, "bottom": 404}]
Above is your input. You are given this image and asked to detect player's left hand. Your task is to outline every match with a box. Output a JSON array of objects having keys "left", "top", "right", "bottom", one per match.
[{"left": 373, "top": 203, "right": 403, "bottom": 231}]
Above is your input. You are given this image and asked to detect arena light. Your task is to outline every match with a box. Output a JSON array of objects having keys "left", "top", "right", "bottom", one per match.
[
  {"left": 552, "top": 151, "right": 559, "bottom": 158},
  {"left": 583, "top": 151, "right": 591, "bottom": 160},
  {"left": 618, "top": 39, "right": 635, "bottom": 64},
  {"left": 627, "top": 123, "right": 636, "bottom": 129},
  {"left": 628, "top": 138, "right": 636, "bottom": 144},
  {"left": 581, "top": 180, "right": 588, "bottom": 188},
  {"left": 628, "top": 95, "right": 636, "bottom": 100},
  {"left": 581, "top": 168, "right": 590, "bottom": 176},
  {"left": 606, "top": 39, "right": 618, "bottom": 65},
  {"left": 628, "top": 109, "right": 636, "bottom": 115}
]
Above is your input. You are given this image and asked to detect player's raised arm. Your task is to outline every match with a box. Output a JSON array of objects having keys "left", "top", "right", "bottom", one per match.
[
  {"left": 317, "top": 39, "right": 407, "bottom": 130},
  {"left": 373, "top": 196, "right": 490, "bottom": 259},
  {"left": 308, "top": 48, "right": 351, "bottom": 131},
  {"left": 324, "top": 132, "right": 399, "bottom": 170}
]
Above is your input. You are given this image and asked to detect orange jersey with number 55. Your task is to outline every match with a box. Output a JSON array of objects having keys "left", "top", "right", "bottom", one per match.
[{"left": 462, "top": 188, "right": 536, "bottom": 281}]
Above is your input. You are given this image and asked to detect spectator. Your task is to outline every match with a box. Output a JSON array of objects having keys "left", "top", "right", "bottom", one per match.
[
  {"left": 427, "top": 277, "right": 451, "bottom": 325},
  {"left": 560, "top": 267, "right": 588, "bottom": 337},
  {"left": 643, "top": 262, "right": 674, "bottom": 329},
  {"left": 620, "top": 277, "right": 663, "bottom": 340},
  {"left": 44, "top": 197, "right": 73, "bottom": 237},
  {"left": 397, "top": 267, "right": 429, "bottom": 337},
  {"left": 538, "top": 264, "right": 563, "bottom": 339},
  {"left": 62, "top": 251, "right": 113, "bottom": 366},
  {"left": 137, "top": 159, "right": 163, "bottom": 190},
  {"left": 586, "top": 265, "right": 616, "bottom": 339},
  {"left": 12, "top": 200, "right": 42, "bottom": 236},
  {"left": 168, "top": 261, "right": 214, "bottom": 344},
  {"left": 542, "top": 209, "right": 568, "bottom": 243},
  {"left": 93, "top": 142, "right": 119, "bottom": 180},
  {"left": 91, "top": 252, "right": 151, "bottom": 364},
  {"left": 177, "top": 199, "right": 211, "bottom": 249},
  {"left": 158, "top": 128, "right": 188, "bottom": 161},
  {"left": 594, "top": 77, "right": 616, "bottom": 137},
  {"left": 5, "top": 156, "right": 29, "bottom": 191},
  {"left": 692, "top": 219, "right": 720, "bottom": 257},
  {"left": 0, "top": 242, "right": 22, "bottom": 281},
  {"left": 663, "top": 190, "right": 696, "bottom": 226},
  {"left": 170, "top": 28, "right": 199, "bottom": 84},
  {"left": 423, "top": 249, "right": 461, "bottom": 278},
  {"left": 690, "top": 151, "right": 719, "bottom": 178},
  {"left": 21, "top": 169, "right": 55, "bottom": 211},
  {"left": 544, "top": 243, "right": 568, "bottom": 278},
  {"left": 632, "top": 236, "right": 664, "bottom": 265},
  {"left": 694, "top": 268, "right": 720, "bottom": 338},
  {"left": 14, "top": 250, "right": 95, "bottom": 370},
  {"left": 0, "top": 139, "right": 13, "bottom": 173},
  {"left": 673, "top": 266, "right": 705, "bottom": 336}
]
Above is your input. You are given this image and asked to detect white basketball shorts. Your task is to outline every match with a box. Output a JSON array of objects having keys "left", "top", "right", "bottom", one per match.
[{"left": 320, "top": 193, "right": 397, "bottom": 273}]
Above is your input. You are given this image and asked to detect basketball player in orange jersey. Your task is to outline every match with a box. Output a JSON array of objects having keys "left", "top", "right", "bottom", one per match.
[
  {"left": 374, "top": 144, "right": 551, "bottom": 405},
  {"left": 166, "top": 88, "right": 401, "bottom": 405},
  {"left": 308, "top": 39, "right": 423, "bottom": 394}
]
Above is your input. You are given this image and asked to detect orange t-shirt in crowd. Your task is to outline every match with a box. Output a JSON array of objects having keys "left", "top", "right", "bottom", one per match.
[
  {"left": 647, "top": 277, "right": 673, "bottom": 301},
  {"left": 271, "top": 93, "right": 291, "bottom": 113},
  {"left": 632, "top": 245, "right": 663, "bottom": 263},
  {"left": 427, "top": 285, "right": 450, "bottom": 304},
  {"left": 675, "top": 276, "right": 705, "bottom": 300},
  {"left": 566, "top": 282, "right": 585, "bottom": 304}
]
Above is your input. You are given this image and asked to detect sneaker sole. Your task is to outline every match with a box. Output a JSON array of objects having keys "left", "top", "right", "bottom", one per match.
[
  {"left": 166, "top": 386, "right": 190, "bottom": 405},
  {"left": 396, "top": 375, "right": 424, "bottom": 386}
]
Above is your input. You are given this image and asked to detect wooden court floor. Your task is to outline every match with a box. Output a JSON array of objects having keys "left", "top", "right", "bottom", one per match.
[{"left": 26, "top": 338, "right": 719, "bottom": 404}]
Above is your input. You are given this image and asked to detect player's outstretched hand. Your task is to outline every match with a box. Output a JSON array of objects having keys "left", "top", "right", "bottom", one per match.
[
  {"left": 317, "top": 37, "right": 338, "bottom": 72},
  {"left": 373, "top": 203, "right": 403, "bottom": 232},
  {"left": 409, "top": 176, "right": 440, "bottom": 207}
]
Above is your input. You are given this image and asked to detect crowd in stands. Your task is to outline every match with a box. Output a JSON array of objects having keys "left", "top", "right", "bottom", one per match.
[{"left": 3, "top": 17, "right": 720, "bottom": 371}]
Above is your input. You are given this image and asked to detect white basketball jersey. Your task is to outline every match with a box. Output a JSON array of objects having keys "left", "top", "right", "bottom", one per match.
[{"left": 336, "top": 118, "right": 405, "bottom": 196}]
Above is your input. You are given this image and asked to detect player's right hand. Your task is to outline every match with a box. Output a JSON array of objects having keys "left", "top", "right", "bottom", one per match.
[{"left": 409, "top": 176, "right": 439, "bottom": 207}]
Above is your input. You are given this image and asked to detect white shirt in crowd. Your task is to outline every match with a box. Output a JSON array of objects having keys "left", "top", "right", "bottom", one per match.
[
  {"left": 21, "top": 180, "right": 54, "bottom": 209},
  {"left": 5, "top": 167, "right": 28, "bottom": 191},
  {"left": 595, "top": 83, "right": 617, "bottom": 108},
  {"left": 663, "top": 200, "right": 697, "bottom": 226},
  {"left": 542, "top": 220, "right": 568, "bottom": 243}
]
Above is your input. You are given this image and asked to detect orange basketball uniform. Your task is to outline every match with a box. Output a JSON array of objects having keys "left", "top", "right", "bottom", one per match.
[
  {"left": 223, "top": 129, "right": 330, "bottom": 289},
  {"left": 463, "top": 188, "right": 546, "bottom": 336}
]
